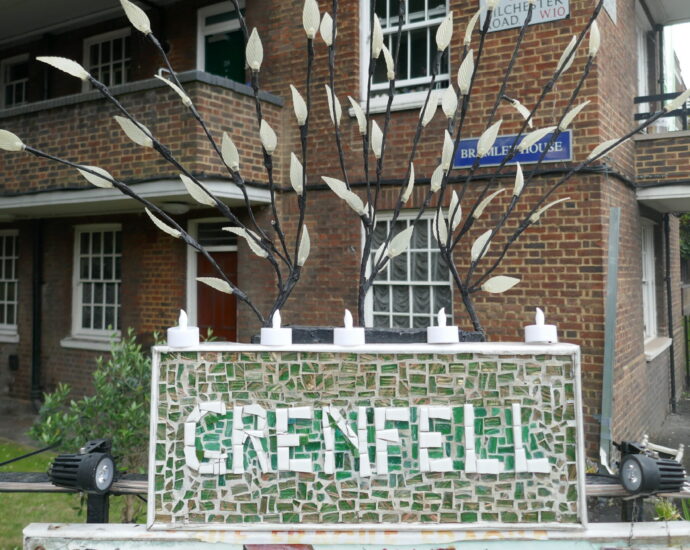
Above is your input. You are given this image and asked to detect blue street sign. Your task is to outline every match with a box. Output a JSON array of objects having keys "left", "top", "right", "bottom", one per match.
[{"left": 453, "top": 129, "right": 572, "bottom": 168}]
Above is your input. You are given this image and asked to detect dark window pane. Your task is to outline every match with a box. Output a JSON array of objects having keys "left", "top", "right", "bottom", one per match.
[
  {"left": 105, "top": 283, "right": 115, "bottom": 304},
  {"left": 392, "top": 286, "right": 409, "bottom": 313},
  {"left": 391, "top": 32, "right": 409, "bottom": 81},
  {"left": 80, "top": 258, "right": 89, "bottom": 279},
  {"left": 411, "top": 251, "right": 428, "bottom": 281},
  {"left": 82, "top": 306, "right": 92, "bottom": 328},
  {"left": 205, "top": 30, "right": 246, "bottom": 83},
  {"left": 104, "top": 257, "right": 113, "bottom": 279},
  {"left": 431, "top": 251, "right": 449, "bottom": 280},
  {"left": 374, "top": 314, "right": 389, "bottom": 328},
  {"left": 428, "top": 0, "right": 446, "bottom": 18},
  {"left": 373, "top": 285, "right": 389, "bottom": 312},
  {"left": 115, "top": 256, "right": 121, "bottom": 279},
  {"left": 391, "top": 253, "right": 408, "bottom": 281},
  {"left": 409, "top": 0, "right": 425, "bottom": 22},
  {"left": 6, "top": 304, "right": 14, "bottom": 325},
  {"left": 115, "top": 232, "right": 122, "bottom": 253},
  {"left": 372, "top": 222, "right": 388, "bottom": 250},
  {"left": 6, "top": 282, "right": 15, "bottom": 302},
  {"left": 198, "top": 223, "right": 237, "bottom": 247},
  {"left": 413, "top": 315, "right": 429, "bottom": 328},
  {"left": 206, "top": 9, "right": 240, "bottom": 26},
  {"left": 93, "top": 306, "right": 103, "bottom": 329},
  {"left": 105, "top": 306, "right": 114, "bottom": 329},
  {"left": 413, "top": 286, "right": 430, "bottom": 313},
  {"left": 413, "top": 222, "right": 428, "bottom": 248},
  {"left": 113, "top": 38, "right": 123, "bottom": 60},
  {"left": 83, "top": 283, "right": 92, "bottom": 303},
  {"left": 92, "top": 257, "right": 101, "bottom": 279},
  {"left": 374, "top": 0, "right": 387, "bottom": 22},
  {"left": 94, "top": 283, "right": 104, "bottom": 303},
  {"left": 434, "top": 286, "right": 452, "bottom": 313},
  {"left": 410, "top": 27, "right": 427, "bottom": 78},
  {"left": 90, "top": 44, "right": 98, "bottom": 67},
  {"left": 393, "top": 315, "right": 409, "bottom": 328},
  {"left": 80, "top": 232, "right": 89, "bottom": 253},
  {"left": 101, "top": 41, "right": 110, "bottom": 63},
  {"left": 104, "top": 232, "right": 113, "bottom": 254}
]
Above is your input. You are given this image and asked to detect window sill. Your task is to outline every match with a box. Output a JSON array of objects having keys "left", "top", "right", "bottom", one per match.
[
  {"left": 0, "top": 331, "right": 19, "bottom": 344},
  {"left": 644, "top": 336, "right": 673, "bottom": 362},
  {"left": 60, "top": 336, "right": 119, "bottom": 352},
  {"left": 350, "top": 90, "right": 441, "bottom": 116}
]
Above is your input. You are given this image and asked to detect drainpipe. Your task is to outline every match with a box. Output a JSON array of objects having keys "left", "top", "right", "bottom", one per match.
[
  {"left": 664, "top": 214, "right": 677, "bottom": 413},
  {"left": 30, "top": 220, "right": 42, "bottom": 407}
]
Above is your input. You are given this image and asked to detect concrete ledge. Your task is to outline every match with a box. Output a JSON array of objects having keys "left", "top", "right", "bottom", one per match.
[{"left": 644, "top": 336, "right": 673, "bottom": 362}]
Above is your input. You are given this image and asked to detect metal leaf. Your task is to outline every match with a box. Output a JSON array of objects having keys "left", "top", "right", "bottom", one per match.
[
  {"left": 517, "top": 125, "right": 556, "bottom": 153},
  {"left": 587, "top": 137, "right": 621, "bottom": 161},
  {"left": 302, "top": 0, "right": 320, "bottom": 39},
  {"left": 433, "top": 210, "right": 448, "bottom": 246},
  {"left": 371, "top": 120, "right": 383, "bottom": 158},
  {"left": 387, "top": 226, "right": 414, "bottom": 258},
  {"left": 320, "top": 12, "right": 334, "bottom": 46},
  {"left": 322, "top": 176, "right": 365, "bottom": 215},
  {"left": 297, "top": 225, "right": 310, "bottom": 266},
  {"left": 556, "top": 35, "right": 577, "bottom": 75},
  {"left": 154, "top": 75, "right": 192, "bottom": 107},
  {"left": 120, "top": 0, "right": 151, "bottom": 34},
  {"left": 196, "top": 277, "right": 233, "bottom": 295},
  {"left": 435, "top": 12, "right": 453, "bottom": 52},
  {"left": 348, "top": 96, "right": 367, "bottom": 135},
  {"left": 442, "top": 85, "right": 458, "bottom": 119},
  {"left": 449, "top": 190, "right": 461, "bottom": 230},
  {"left": 430, "top": 164, "right": 444, "bottom": 192},
  {"left": 372, "top": 15, "right": 384, "bottom": 59},
  {"left": 36, "top": 56, "right": 90, "bottom": 80},
  {"left": 513, "top": 163, "right": 524, "bottom": 197},
  {"left": 223, "top": 227, "right": 269, "bottom": 258},
  {"left": 589, "top": 20, "right": 600, "bottom": 58},
  {"left": 530, "top": 197, "right": 570, "bottom": 224},
  {"left": 441, "top": 130, "right": 454, "bottom": 171},
  {"left": 419, "top": 90, "right": 438, "bottom": 127},
  {"left": 471, "top": 229, "right": 492, "bottom": 262},
  {"left": 114, "top": 115, "right": 153, "bottom": 148},
  {"left": 509, "top": 98, "right": 532, "bottom": 128},
  {"left": 481, "top": 276, "right": 520, "bottom": 294},
  {"left": 260, "top": 119, "right": 277, "bottom": 155},
  {"left": 221, "top": 132, "right": 240, "bottom": 171},
  {"left": 457, "top": 50, "right": 474, "bottom": 95},
  {"left": 145, "top": 208, "right": 181, "bottom": 239},
  {"left": 476, "top": 120, "right": 502, "bottom": 158},
  {"left": 325, "top": 84, "right": 342, "bottom": 126},
  {"left": 246, "top": 28, "right": 264, "bottom": 71},
  {"left": 473, "top": 188, "right": 504, "bottom": 219},
  {"left": 0, "top": 129, "right": 24, "bottom": 152},
  {"left": 382, "top": 44, "right": 395, "bottom": 80},
  {"left": 180, "top": 174, "right": 215, "bottom": 206},
  {"left": 665, "top": 89, "right": 690, "bottom": 112},
  {"left": 78, "top": 165, "right": 113, "bottom": 189},
  {"left": 559, "top": 101, "right": 590, "bottom": 131},
  {"left": 373, "top": 242, "right": 387, "bottom": 269},
  {"left": 402, "top": 162, "right": 415, "bottom": 203},
  {"left": 464, "top": 10, "right": 480, "bottom": 46},
  {"left": 290, "top": 152, "right": 304, "bottom": 195},
  {"left": 290, "top": 84, "right": 308, "bottom": 126}
]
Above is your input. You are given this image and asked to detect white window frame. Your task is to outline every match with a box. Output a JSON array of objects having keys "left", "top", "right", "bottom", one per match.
[
  {"left": 196, "top": 1, "right": 246, "bottom": 73},
  {"left": 641, "top": 218, "right": 657, "bottom": 342},
  {"left": 65, "top": 224, "right": 122, "bottom": 348},
  {"left": 0, "top": 230, "right": 19, "bottom": 343},
  {"left": 364, "top": 211, "right": 453, "bottom": 328},
  {"left": 82, "top": 28, "right": 131, "bottom": 92},
  {"left": 358, "top": 0, "right": 449, "bottom": 113},
  {"left": 1, "top": 53, "right": 29, "bottom": 109},
  {"left": 186, "top": 218, "right": 238, "bottom": 327}
]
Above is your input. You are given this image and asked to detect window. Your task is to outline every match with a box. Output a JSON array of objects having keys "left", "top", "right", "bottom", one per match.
[
  {"left": 365, "top": 213, "right": 452, "bottom": 328},
  {"left": 641, "top": 219, "right": 657, "bottom": 341},
  {"left": 1, "top": 54, "right": 29, "bottom": 108},
  {"left": 83, "top": 29, "right": 131, "bottom": 89},
  {"left": 361, "top": 0, "right": 449, "bottom": 111},
  {"left": 0, "top": 230, "right": 18, "bottom": 340},
  {"left": 71, "top": 225, "right": 122, "bottom": 340},
  {"left": 197, "top": 1, "right": 246, "bottom": 83}
]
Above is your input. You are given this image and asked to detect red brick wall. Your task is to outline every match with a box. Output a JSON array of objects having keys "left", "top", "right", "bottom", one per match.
[{"left": 636, "top": 133, "right": 690, "bottom": 183}]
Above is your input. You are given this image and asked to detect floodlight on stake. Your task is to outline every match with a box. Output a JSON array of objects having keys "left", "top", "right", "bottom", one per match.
[
  {"left": 616, "top": 440, "right": 686, "bottom": 495},
  {"left": 48, "top": 440, "right": 116, "bottom": 495}
]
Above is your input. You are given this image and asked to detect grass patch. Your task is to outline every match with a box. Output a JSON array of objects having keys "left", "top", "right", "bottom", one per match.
[{"left": 0, "top": 437, "right": 129, "bottom": 550}]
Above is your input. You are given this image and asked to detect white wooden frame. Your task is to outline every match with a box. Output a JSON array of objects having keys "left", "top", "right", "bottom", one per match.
[
  {"left": 0, "top": 53, "right": 29, "bottom": 109},
  {"left": 640, "top": 218, "right": 657, "bottom": 342},
  {"left": 82, "top": 28, "right": 131, "bottom": 91},
  {"left": 196, "top": 1, "right": 246, "bottom": 73},
  {"left": 0, "top": 229, "right": 19, "bottom": 342}
]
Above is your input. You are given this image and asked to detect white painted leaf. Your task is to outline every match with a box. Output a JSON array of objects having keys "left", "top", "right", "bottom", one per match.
[
  {"left": 221, "top": 132, "right": 239, "bottom": 171},
  {"left": 121, "top": 0, "right": 151, "bottom": 34},
  {"left": 154, "top": 75, "right": 192, "bottom": 107},
  {"left": 197, "top": 277, "right": 233, "bottom": 295},
  {"left": 442, "top": 85, "right": 458, "bottom": 119},
  {"left": 320, "top": 12, "right": 334, "bottom": 46},
  {"left": 260, "top": 119, "right": 277, "bottom": 154},
  {"left": 430, "top": 163, "right": 444, "bottom": 192},
  {"left": 530, "top": 197, "right": 570, "bottom": 224},
  {"left": 325, "top": 84, "right": 342, "bottom": 127},
  {"left": 36, "top": 56, "right": 90, "bottom": 80},
  {"left": 372, "top": 15, "right": 384, "bottom": 59},
  {"left": 322, "top": 176, "right": 365, "bottom": 215},
  {"left": 0, "top": 129, "right": 24, "bottom": 152},
  {"left": 517, "top": 125, "right": 556, "bottom": 153},
  {"left": 433, "top": 210, "right": 448, "bottom": 246},
  {"left": 373, "top": 242, "right": 387, "bottom": 269},
  {"left": 223, "top": 227, "right": 269, "bottom": 258},
  {"left": 180, "top": 173, "right": 215, "bottom": 206},
  {"left": 665, "top": 89, "right": 690, "bottom": 112},
  {"left": 420, "top": 90, "right": 438, "bottom": 127},
  {"left": 513, "top": 163, "right": 524, "bottom": 197},
  {"left": 290, "top": 85, "right": 308, "bottom": 126},
  {"left": 457, "top": 50, "right": 474, "bottom": 95},
  {"left": 589, "top": 20, "right": 600, "bottom": 57},
  {"left": 449, "top": 190, "right": 461, "bottom": 230},
  {"left": 348, "top": 96, "right": 367, "bottom": 135},
  {"left": 382, "top": 44, "right": 395, "bottom": 80},
  {"left": 290, "top": 152, "right": 304, "bottom": 195},
  {"left": 509, "top": 98, "right": 532, "bottom": 128},
  {"left": 464, "top": 10, "right": 480, "bottom": 46},
  {"left": 556, "top": 35, "right": 577, "bottom": 75},
  {"left": 145, "top": 208, "right": 181, "bottom": 239},
  {"left": 371, "top": 120, "right": 383, "bottom": 159},
  {"left": 471, "top": 229, "right": 492, "bottom": 262},
  {"left": 559, "top": 100, "right": 590, "bottom": 131},
  {"left": 302, "top": 0, "right": 320, "bottom": 39},
  {"left": 297, "top": 225, "right": 310, "bottom": 266},
  {"left": 481, "top": 276, "right": 520, "bottom": 293},
  {"left": 435, "top": 12, "right": 453, "bottom": 52},
  {"left": 441, "top": 130, "right": 454, "bottom": 171},
  {"left": 114, "top": 115, "right": 153, "bottom": 148},
  {"left": 587, "top": 138, "right": 622, "bottom": 161},
  {"left": 476, "top": 120, "right": 502, "bottom": 158},
  {"left": 77, "top": 165, "right": 113, "bottom": 189},
  {"left": 402, "top": 162, "right": 415, "bottom": 203},
  {"left": 473, "top": 188, "right": 504, "bottom": 219},
  {"left": 387, "top": 226, "right": 414, "bottom": 258},
  {"left": 487, "top": 0, "right": 499, "bottom": 8},
  {"left": 246, "top": 28, "right": 264, "bottom": 71}
]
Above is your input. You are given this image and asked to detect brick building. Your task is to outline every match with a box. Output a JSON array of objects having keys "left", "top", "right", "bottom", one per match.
[{"left": 0, "top": 0, "right": 688, "bottom": 459}]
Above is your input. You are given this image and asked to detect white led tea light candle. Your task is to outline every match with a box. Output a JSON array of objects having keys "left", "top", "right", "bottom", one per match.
[
  {"left": 167, "top": 309, "right": 199, "bottom": 348},
  {"left": 333, "top": 309, "right": 365, "bottom": 346},
  {"left": 260, "top": 310, "right": 292, "bottom": 346},
  {"left": 426, "top": 308, "right": 459, "bottom": 344},
  {"left": 524, "top": 307, "right": 558, "bottom": 344}
]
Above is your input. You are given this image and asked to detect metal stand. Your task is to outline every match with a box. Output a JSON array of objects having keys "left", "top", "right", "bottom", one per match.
[{"left": 86, "top": 493, "right": 110, "bottom": 523}]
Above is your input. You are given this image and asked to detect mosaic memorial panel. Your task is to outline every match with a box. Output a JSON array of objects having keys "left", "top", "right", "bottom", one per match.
[{"left": 148, "top": 344, "right": 584, "bottom": 529}]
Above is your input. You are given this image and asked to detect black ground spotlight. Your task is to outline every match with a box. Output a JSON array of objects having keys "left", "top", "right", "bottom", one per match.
[
  {"left": 48, "top": 439, "right": 116, "bottom": 494},
  {"left": 616, "top": 440, "right": 686, "bottom": 495}
]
